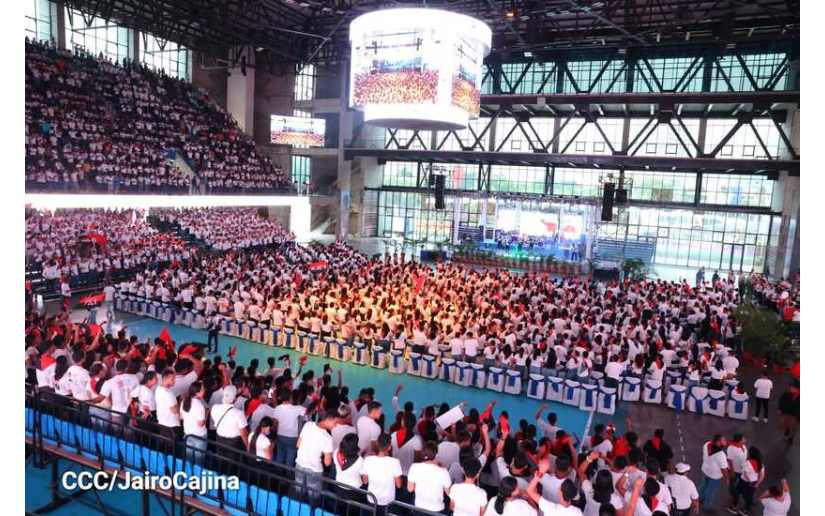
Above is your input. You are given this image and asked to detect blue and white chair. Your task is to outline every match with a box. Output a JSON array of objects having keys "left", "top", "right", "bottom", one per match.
[
  {"left": 352, "top": 342, "right": 368, "bottom": 365},
  {"left": 579, "top": 383, "right": 598, "bottom": 411},
  {"left": 563, "top": 380, "right": 581, "bottom": 406},
  {"left": 421, "top": 355, "right": 438, "bottom": 379},
  {"left": 470, "top": 363, "right": 486, "bottom": 389},
  {"left": 597, "top": 386, "right": 617, "bottom": 415},
  {"left": 114, "top": 294, "right": 124, "bottom": 312},
  {"left": 621, "top": 377, "right": 642, "bottom": 402},
  {"left": 283, "top": 328, "right": 295, "bottom": 349},
  {"left": 295, "top": 331, "right": 309, "bottom": 352},
  {"left": 546, "top": 376, "right": 565, "bottom": 402},
  {"left": 371, "top": 346, "right": 386, "bottom": 369},
  {"left": 440, "top": 358, "right": 457, "bottom": 383},
  {"left": 643, "top": 379, "right": 663, "bottom": 404},
  {"left": 727, "top": 390, "right": 750, "bottom": 420},
  {"left": 666, "top": 384, "right": 688, "bottom": 411},
  {"left": 159, "top": 304, "right": 172, "bottom": 322},
  {"left": 486, "top": 367, "right": 505, "bottom": 392},
  {"left": 407, "top": 353, "right": 422, "bottom": 377},
  {"left": 149, "top": 302, "right": 160, "bottom": 319},
  {"left": 136, "top": 298, "right": 147, "bottom": 316},
  {"left": 389, "top": 350, "right": 405, "bottom": 374},
  {"left": 258, "top": 323, "right": 270, "bottom": 344},
  {"left": 455, "top": 362, "right": 472, "bottom": 386},
  {"left": 687, "top": 386, "right": 709, "bottom": 415},
  {"left": 591, "top": 371, "right": 605, "bottom": 385},
  {"left": 308, "top": 335, "right": 324, "bottom": 356},
  {"left": 527, "top": 374, "right": 546, "bottom": 400},
  {"left": 240, "top": 321, "right": 253, "bottom": 340},
  {"left": 250, "top": 322, "right": 262, "bottom": 343},
  {"left": 270, "top": 326, "right": 282, "bottom": 347},
  {"left": 665, "top": 369, "right": 683, "bottom": 390},
  {"left": 330, "top": 339, "right": 349, "bottom": 361},
  {"left": 706, "top": 390, "right": 727, "bottom": 417},
  {"left": 504, "top": 370, "right": 522, "bottom": 395},
  {"left": 192, "top": 312, "right": 206, "bottom": 330},
  {"left": 725, "top": 379, "right": 740, "bottom": 397}
]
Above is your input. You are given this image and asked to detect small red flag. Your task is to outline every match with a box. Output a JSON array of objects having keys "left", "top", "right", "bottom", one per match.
[
  {"left": 89, "top": 324, "right": 102, "bottom": 338},
  {"left": 228, "top": 345, "right": 237, "bottom": 359},
  {"left": 159, "top": 327, "right": 173, "bottom": 346},
  {"left": 79, "top": 293, "right": 106, "bottom": 306}
]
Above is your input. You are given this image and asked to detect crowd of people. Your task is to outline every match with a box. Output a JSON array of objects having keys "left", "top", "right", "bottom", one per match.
[
  {"left": 25, "top": 38, "right": 292, "bottom": 194},
  {"left": 26, "top": 307, "right": 794, "bottom": 516},
  {"left": 155, "top": 208, "right": 293, "bottom": 250}
]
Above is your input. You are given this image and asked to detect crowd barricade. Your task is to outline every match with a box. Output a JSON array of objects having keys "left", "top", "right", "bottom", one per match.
[
  {"left": 421, "top": 356, "right": 438, "bottom": 379},
  {"left": 579, "top": 383, "right": 598, "bottom": 411},
  {"left": 666, "top": 384, "right": 688, "bottom": 411},
  {"left": 455, "top": 361, "right": 472, "bottom": 387},
  {"left": 440, "top": 358, "right": 457, "bottom": 383},
  {"left": 486, "top": 367, "right": 505, "bottom": 393},
  {"left": 597, "top": 386, "right": 617, "bottom": 415},
  {"left": 504, "top": 370, "right": 522, "bottom": 395},
  {"left": 727, "top": 390, "right": 750, "bottom": 420},
  {"left": 389, "top": 350, "right": 405, "bottom": 374},
  {"left": 563, "top": 380, "right": 581, "bottom": 406},
  {"left": 706, "top": 390, "right": 728, "bottom": 417},
  {"left": 527, "top": 374, "right": 546, "bottom": 400},
  {"left": 352, "top": 342, "right": 368, "bottom": 365}
]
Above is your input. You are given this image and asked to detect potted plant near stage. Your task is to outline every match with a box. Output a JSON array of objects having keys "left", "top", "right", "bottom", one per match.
[
  {"left": 621, "top": 258, "right": 648, "bottom": 281},
  {"left": 734, "top": 304, "right": 798, "bottom": 373}
]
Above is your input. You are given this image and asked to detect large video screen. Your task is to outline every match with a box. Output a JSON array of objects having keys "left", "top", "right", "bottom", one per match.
[
  {"left": 496, "top": 209, "right": 559, "bottom": 237},
  {"left": 270, "top": 116, "right": 326, "bottom": 147},
  {"left": 348, "top": 9, "right": 491, "bottom": 130}
]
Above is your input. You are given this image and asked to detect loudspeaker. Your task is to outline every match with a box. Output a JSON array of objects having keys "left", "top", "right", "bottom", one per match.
[
  {"left": 601, "top": 182, "right": 615, "bottom": 221},
  {"left": 615, "top": 188, "right": 628, "bottom": 205},
  {"left": 434, "top": 175, "right": 445, "bottom": 210}
]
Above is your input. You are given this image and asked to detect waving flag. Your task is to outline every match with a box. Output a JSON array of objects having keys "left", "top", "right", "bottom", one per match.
[
  {"left": 159, "top": 327, "right": 173, "bottom": 346},
  {"left": 81, "top": 232, "right": 108, "bottom": 247},
  {"left": 79, "top": 293, "right": 106, "bottom": 306},
  {"left": 309, "top": 260, "right": 328, "bottom": 271},
  {"left": 413, "top": 273, "right": 426, "bottom": 293}
]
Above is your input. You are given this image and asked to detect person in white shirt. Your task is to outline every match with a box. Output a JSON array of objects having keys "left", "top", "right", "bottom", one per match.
[
  {"left": 249, "top": 416, "right": 275, "bottom": 462},
  {"left": 698, "top": 435, "right": 729, "bottom": 511},
  {"left": 534, "top": 405, "right": 561, "bottom": 439},
  {"left": 753, "top": 370, "right": 773, "bottom": 423},
  {"left": 361, "top": 434, "right": 403, "bottom": 512},
  {"left": 294, "top": 411, "right": 337, "bottom": 501},
  {"left": 154, "top": 369, "right": 182, "bottom": 448},
  {"left": 130, "top": 371, "right": 157, "bottom": 420},
  {"left": 485, "top": 476, "right": 537, "bottom": 516},
  {"left": 665, "top": 463, "right": 699, "bottom": 516},
  {"left": 272, "top": 388, "right": 306, "bottom": 466},
  {"left": 180, "top": 381, "right": 208, "bottom": 464},
  {"left": 331, "top": 405, "right": 357, "bottom": 451},
  {"left": 449, "top": 457, "right": 488, "bottom": 516},
  {"left": 407, "top": 441, "right": 453, "bottom": 513},
  {"left": 95, "top": 360, "right": 137, "bottom": 425},
  {"left": 356, "top": 401, "right": 382, "bottom": 454},
  {"left": 333, "top": 433, "right": 364, "bottom": 490},
  {"left": 759, "top": 479, "right": 791, "bottom": 516},
  {"left": 210, "top": 385, "right": 249, "bottom": 458},
  {"left": 391, "top": 413, "right": 423, "bottom": 475}
]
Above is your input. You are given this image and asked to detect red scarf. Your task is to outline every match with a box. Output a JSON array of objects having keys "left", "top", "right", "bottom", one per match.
[
  {"left": 648, "top": 496, "right": 659, "bottom": 511},
  {"left": 747, "top": 458, "right": 760, "bottom": 473},
  {"left": 650, "top": 437, "right": 661, "bottom": 450},
  {"left": 246, "top": 398, "right": 262, "bottom": 418},
  {"left": 40, "top": 354, "right": 55, "bottom": 370}
]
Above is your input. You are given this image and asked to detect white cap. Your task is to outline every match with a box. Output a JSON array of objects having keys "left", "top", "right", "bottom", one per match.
[
  {"left": 222, "top": 385, "right": 237, "bottom": 404},
  {"left": 675, "top": 463, "right": 691, "bottom": 473}
]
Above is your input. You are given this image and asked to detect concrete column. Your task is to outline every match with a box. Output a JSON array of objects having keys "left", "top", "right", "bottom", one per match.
[
  {"left": 337, "top": 59, "right": 353, "bottom": 239},
  {"left": 226, "top": 47, "right": 255, "bottom": 136},
  {"left": 452, "top": 196, "right": 461, "bottom": 244},
  {"left": 767, "top": 106, "right": 800, "bottom": 278},
  {"left": 131, "top": 28, "right": 140, "bottom": 62},
  {"left": 55, "top": 1, "right": 66, "bottom": 50}
]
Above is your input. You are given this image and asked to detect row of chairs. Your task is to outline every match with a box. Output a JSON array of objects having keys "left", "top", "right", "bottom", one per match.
[{"left": 116, "top": 296, "right": 749, "bottom": 420}]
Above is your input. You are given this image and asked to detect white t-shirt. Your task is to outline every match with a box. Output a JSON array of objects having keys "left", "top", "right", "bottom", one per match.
[
  {"left": 726, "top": 444, "right": 747, "bottom": 474},
  {"left": 100, "top": 374, "right": 137, "bottom": 414},
  {"left": 408, "top": 462, "right": 452, "bottom": 512},
  {"left": 331, "top": 424, "right": 357, "bottom": 451},
  {"left": 255, "top": 433, "right": 273, "bottom": 459},
  {"left": 333, "top": 452, "right": 365, "bottom": 489},
  {"left": 249, "top": 404, "right": 277, "bottom": 433},
  {"left": 754, "top": 378, "right": 774, "bottom": 399},
  {"left": 538, "top": 499, "right": 582, "bottom": 516},
  {"left": 664, "top": 473, "right": 699, "bottom": 511},
  {"left": 363, "top": 455, "right": 403, "bottom": 506},
  {"left": 450, "top": 483, "right": 488, "bottom": 516},
  {"left": 436, "top": 441, "right": 461, "bottom": 469},
  {"left": 295, "top": 422, "right": 333, "bottom": 473},
  {"left": 392, "top": 433, "right": 423, "bottom": 476},
  {"left": 181, "top": 398, "right": 208, "bottom": 437},
  {"left": 356, "top": 416, "right": 382, "bottom": 453},
  {"left": 484, "top": 498, "right": 537, "bottom": 516},
  {"left": 210, "top": 404, "right": 248, "bottom": 438},
  {"left": 155, "top": 386, "right": 181, "bottom": 427},
  {"left": 171, "top": 371, "right": 198, "bottom": 398},
  {"left": 761, "top": 493, "right": 791, "bottom": 516},
  {"left": 272, "top": 403, "right": 307, "bottom": 438},
  {"left": 701, "top": 444, "right": 728, "bottom": 479},
  {"left": 66, "top": 365, "right": 92, "bottom": 401},
  {"left": 131, "top": 384, "right": 156, "bottom": 412}
]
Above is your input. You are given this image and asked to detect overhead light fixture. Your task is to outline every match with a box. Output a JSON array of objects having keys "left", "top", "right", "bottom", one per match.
[
  {"left": 255, "top": 46, "right": 264, "bottom": 52},
  {"left": 505, "top": 11, "right": 515, "bottom": 19}
]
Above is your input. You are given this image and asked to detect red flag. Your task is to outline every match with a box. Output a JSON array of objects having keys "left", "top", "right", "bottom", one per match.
[
  {"left": 499, "top": 414, "right": 510, "bottom": 435},
  {"left": 228, "top": 346, "right": 237, "bottom": 359},
  {"left": 414, "top": 273, "right": 426, "bottom": 293},
  {"left": 293, "top": 271, "right": 303, "bottom": 287},
  {"left": 791, "top": 361, "right": 800, "bottom": 379},
  {"left": 181, "top": 344, "right": 199, "bottom": 356},
  {"left": 89, "top": 324, "right": 102, "bottom": 338},
  {"left": 309, "top": 260, "right": 328, "bottom": 271},
  {"left": 82, "top": 232, "right": 108, "bottom": 247},
  {"left": 159, "top": 327, "right": 173, "bottom": 346},
  {"left": 480, "top": 402, "right": 494, "bottom": 423},
  {"left": 79, "top": 293, "right": 106, "bottom": 306}
]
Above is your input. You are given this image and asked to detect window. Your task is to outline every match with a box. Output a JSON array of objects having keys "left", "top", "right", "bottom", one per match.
[
  {"left": 712, "top": 53, "right": 788, "bottom": 92},
  {"left": 65, "top": 7, "right": 131, "bottom": 62},
  {"left": 141, "top": 35, "right": 189, "bottom": 80},
  {"left": 704, "top": 119, "right": 783, "bottom": 160},
  {"left": 384, "top": 129, "right": 429, "bottom": 150},
  {"left": 700, "top": 174, "right": 774, "bottom": 208},
  {"left": 625, "top": 170, "right": 696, "bottom": 203},
  {"left": 291, "top": 155, "right": 310, "bottom": 186},
  {"left": 437, "top": 117, "right": 493, "bottom": 151},
  {"left": 557, "top": 118, "right": 623, "bottom": 155},
  {"left": 382, "top": 161, "right": 419, "bottom": 187},
  {"left": 376, "top": 191, "right": 459, "bottom": 242},
  {"left": 564, "top": 60, "right": 626, "bottom": 93},
  {"left": 490, "top": 166, "right": 545, "bottom": 194},
  {"left": 294, "top": 64, "right": 316, "bottom": 101},
  {"left": 634, "top": 57, "right": 703, "bottom": 92},
  {"left": 552, "top": 168, "right": 613, "bottom": 197},
  {"left": 627, "top": 118, "right": 700, "bottom": 157},
  {"left": 25, "top": 0, "right": 56, "bottom": 43}
]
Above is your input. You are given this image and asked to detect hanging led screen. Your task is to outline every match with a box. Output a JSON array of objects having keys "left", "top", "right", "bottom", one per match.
[
  {"left": 270, "top": 115, "right": 326, "bottom": 147},
  {"left": 348, "top": 8, "right": 492, "bottom": 130}
]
